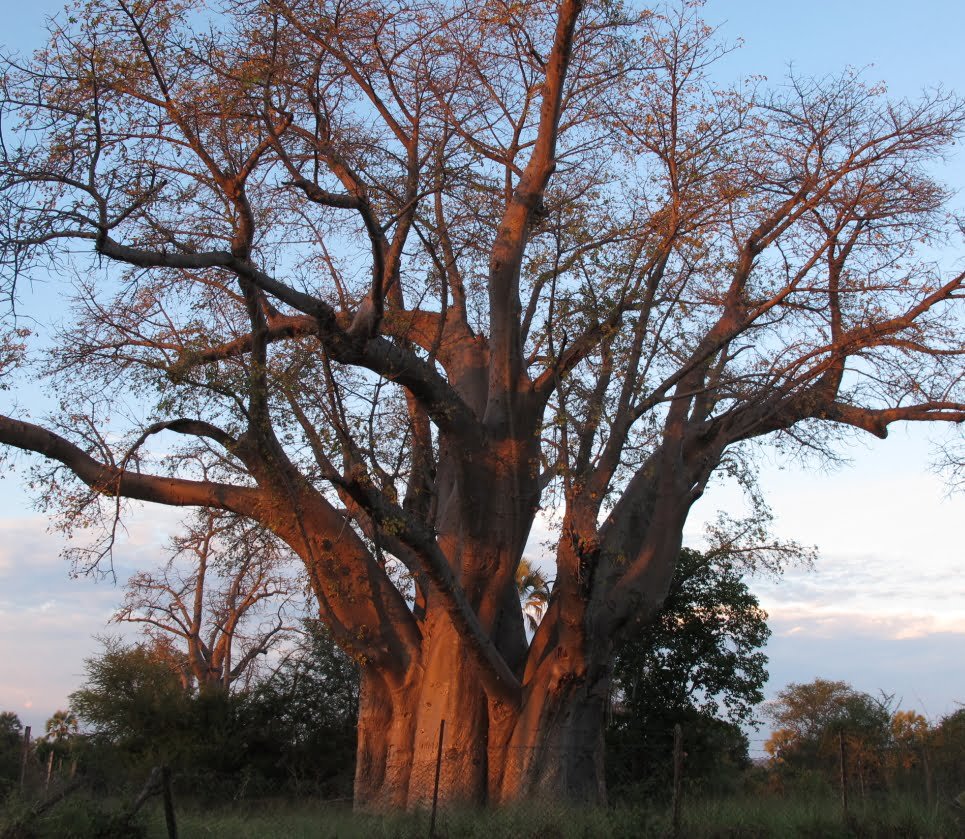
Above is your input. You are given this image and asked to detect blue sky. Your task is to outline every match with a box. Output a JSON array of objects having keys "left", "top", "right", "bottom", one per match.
[{"left": 0, "top": 0, "right": 963, "bottom": 746}]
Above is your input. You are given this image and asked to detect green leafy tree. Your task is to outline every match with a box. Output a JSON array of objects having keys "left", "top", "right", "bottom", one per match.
[
  {"left": 36, "top": 709, "right": 81, "bottom": 772},
  {"left": 607, "top": 547, "right": 771, "bottom": 797},
  {"left": 0, "top": 711, "right": 24, "bottom": 795},
  {"left": 70, "top": 638, "right": 191, "bottom": 745},
  {"left": 244, "top": 621, "right": 360, "bottom": 796},
  {"left": 931, "top": 708, "right": 965, "bottom": 797},
  {"left": 69, "top": 637, "right": 207, "bottom": 774},
  {"left": 44, "top": 710, "right": 79, "bottom": 744},
  {"left": 69, "top": 625, "right": 361, "bottom": 796}
]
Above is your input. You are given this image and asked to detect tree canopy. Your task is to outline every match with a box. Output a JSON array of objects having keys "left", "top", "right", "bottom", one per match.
[
  {"left": 0, "top": 711, "right": 24, "bottom": 797},
  {"left": 66, "top": 624, "right": 359, "bottom": 796},
  {"left": 0, "top": 0, "right": 963, "bottom": 808},
  {"left": 612, "top": 547, "right": 771, "bottom": 728},
  {"left": 762, "top": 678, "right": 965, "bottom": 800}
]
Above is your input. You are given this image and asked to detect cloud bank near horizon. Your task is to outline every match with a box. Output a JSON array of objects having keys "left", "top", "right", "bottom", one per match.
[{"left": 1, "top": 504, "right": 961, "bottom": 736}]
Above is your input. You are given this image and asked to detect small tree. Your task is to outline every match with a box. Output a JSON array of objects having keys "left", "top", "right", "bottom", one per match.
[
  {"left": 931, "top": 708, "right": 965, "bottom": 797},
  {"left": 890, "top": 709, "right": 929, "bottom": 767},
  {"left": 115, "top": 510, "right": 300, "bottom": 694},
  {"left": 245, "top": 620, "right": 360, "bottom": 796},
  {"left": 765, "top": 678, "right": 893, "bottom": 794},
  {"left": 69, "top": 637, "right": 198, "bottom": 770},
  {"left": 37, "top": 709, "right": 80, "bottom": 773},
  {"left": 0, "top": 711, "right": 24, "bottom": 795}
]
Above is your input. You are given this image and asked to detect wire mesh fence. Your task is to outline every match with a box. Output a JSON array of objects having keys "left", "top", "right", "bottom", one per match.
[{"left": 5, "top": 715, "right": 965, "bottom": 839}]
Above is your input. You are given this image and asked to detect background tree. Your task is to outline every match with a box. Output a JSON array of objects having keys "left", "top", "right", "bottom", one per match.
[
  {"left": 68, "top": 625, "right": 360, "bottom": 797},
  {"left": 931, "top": 708, "right": 965, "bottom": 799},
  {"left": 115, "top": 510, "right": 300, "bottom": 694},
  {"left": 245, "top": 620, "right": 360, "bottom": 797},
  {"left": 69, "top": 637, "right": 198, "bottom": 769},
  {"left": 1, "top": 0, "right": 964, "bottom": 809},
  {"left": 607, "top": 547, "right": 771, "bottom": 798},
  {"left": 38, "top": 709, "right": 80, "bottom": 771},
  {"left": 889, "top": 709, "right": 929, "bottom": 773},
  {"left": 0, "top": 711, "right": 24, "bottom": 796},
  {"left": 765, "top": 678, "right": 894, "bottom": 795},
  {"left": 43, "top": 710, "right": 79, "bottom": 745}
]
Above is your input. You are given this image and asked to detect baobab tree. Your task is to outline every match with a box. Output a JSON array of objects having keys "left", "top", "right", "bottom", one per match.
[
  {"left": 115, "top": 510, "right": 299, "bottom": 694},
  {"left": 0, "top": 0, "right": 963, "bottom": 810}
]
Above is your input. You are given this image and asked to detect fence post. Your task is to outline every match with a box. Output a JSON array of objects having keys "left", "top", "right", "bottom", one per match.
[
  {"left": 19, "top": 725, "right": 31, "bottom": 793},
  {"left": 161, "top": 766, "right": 178, "bottom": 839},
  {"left": 44, "top": 750, "right": 54, "bottom": 794},
  {"left": 428, "top": 719, "right": 446, "bottom": 839},
  {"left": 921, "top": 744, "right": 934, "bottom": 810},
  {"left": 838, "top": 731, "right": 848, "bottom": 820},
  {"left": 671, "top": 723, "right": 684, "bottom": 838}
]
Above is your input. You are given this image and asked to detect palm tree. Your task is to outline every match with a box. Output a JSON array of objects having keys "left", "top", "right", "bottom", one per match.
[
  {"left": 516, "top": 558, "right": 552, "bottom": 634},
  {"left": 44, "top": 709, "right": 78, "bottom": 743}
]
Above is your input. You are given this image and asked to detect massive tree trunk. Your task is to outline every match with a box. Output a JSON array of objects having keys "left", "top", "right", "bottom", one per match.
[
  {"left": 352, "top": 620, "right": 614, "bottom": 810},
  {"left": 330, "top": 401, "right": 629, "bottom": 811}
]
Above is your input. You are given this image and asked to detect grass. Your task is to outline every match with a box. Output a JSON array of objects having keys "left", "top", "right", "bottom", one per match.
[
  {"left": 680, "top": 792, "right": 960, "bottom": 838},
  {"left": 139, "top": 793, "right": 961, "bottom": 839},
  {"left": 4, "top": 790, "right": 961, "bottom": 837},
  {"left": 140, "top": 800, "right": 666, "bottom": 838}
]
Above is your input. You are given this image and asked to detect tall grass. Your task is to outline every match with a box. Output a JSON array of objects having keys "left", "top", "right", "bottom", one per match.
[
  {"left": 4, "top": 790, "right": 959, "bottom": 837},
  {"left": 136, "top": 793, "right": 961, "bottom": 839}
]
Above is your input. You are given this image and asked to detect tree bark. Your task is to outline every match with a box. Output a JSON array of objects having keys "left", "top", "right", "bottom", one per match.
[{"left": 352, "top": 628, "right": 613, "bottom": 811}]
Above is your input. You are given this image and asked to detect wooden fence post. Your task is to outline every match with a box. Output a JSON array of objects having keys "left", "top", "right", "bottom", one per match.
[
  {"left": 922, "top": 745, "right": 934, "bottom": 810},
  {"left": 671, "top": 723, "right": 684, "bottom": 838},
  {"left": 428, "top": 719, "right": 446, "bottom": 839},
  {"left": 839, "top": 731, "right": 849, "bottom": 820},
  {"left": 44, "top": 750, "right": 54, "bottom": 794},
  {"left": 161, "top": 766, "right": 178, "bottom": 839}
]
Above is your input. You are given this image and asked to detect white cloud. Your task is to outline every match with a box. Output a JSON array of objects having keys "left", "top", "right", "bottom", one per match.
[
  {"left": 0, "top": 504, "right": 182, "bottom": 729},
  {"left": 767, "top": 607, "right": 965, "bottom": 641}
]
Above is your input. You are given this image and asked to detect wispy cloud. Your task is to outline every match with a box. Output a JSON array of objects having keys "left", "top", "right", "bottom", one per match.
[
  {"left": 767, "top": 607, "right": 965, "bottom": 640},
  {"left": 752, "top": 547, "right": 965, "bottom": 632},
  {"left": 0, "top": 506, "right": 180, "bottom": 729}
]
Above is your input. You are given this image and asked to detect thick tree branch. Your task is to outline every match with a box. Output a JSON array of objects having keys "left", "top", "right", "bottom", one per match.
[
  {"left": 0, "top": 415, "right": 263, "bottom": 513},
  {"left": 94, "top": 236, "right": 481, "bottom": 438},
  {"left": 487, "top": 0, "right": 584, "bottom": 411}
]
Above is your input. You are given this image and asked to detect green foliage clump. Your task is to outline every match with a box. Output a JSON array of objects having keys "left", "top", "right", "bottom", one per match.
[
  {"left": 0, "top": 712, "right": 24, "bottom": 798},
  {"left": 765, "top": 678, "right": 894, "bottom": 795},
  {"left": 65, "top": 623, "right": 358, "bottom": 799},
  {"left": 244, "top": 619, "right": 360, "bottom": 797},
  {"left": 932, "top": 707, "right": 965, "bottom": 796},
  {"left": 607, "top": 548, "right": 769, "bottom": 799}
]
